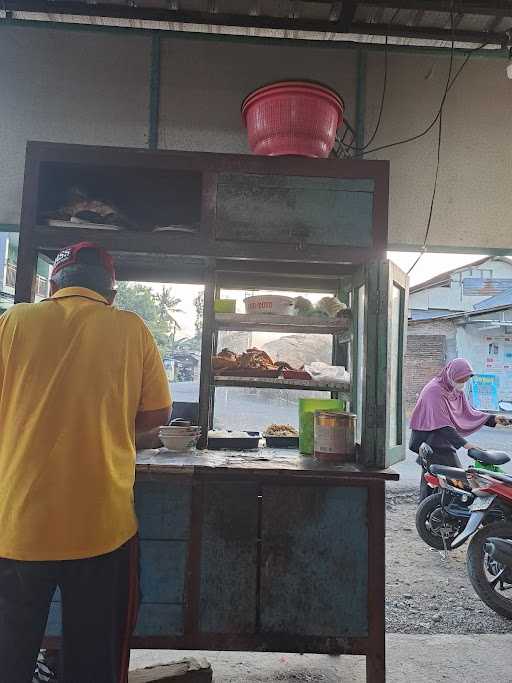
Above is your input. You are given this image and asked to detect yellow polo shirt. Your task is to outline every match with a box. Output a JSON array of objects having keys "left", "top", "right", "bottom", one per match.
[{"left": 0, "top": 287, "right": 171, "bottom": 561}]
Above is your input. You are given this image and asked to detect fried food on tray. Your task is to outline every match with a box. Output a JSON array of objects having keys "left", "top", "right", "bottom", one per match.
[
  {"left": 265, "top": 424, "right": 299, "bottom": 437},
  {"left": 212, "top": 347, "right": 298, "bottom": 376}
]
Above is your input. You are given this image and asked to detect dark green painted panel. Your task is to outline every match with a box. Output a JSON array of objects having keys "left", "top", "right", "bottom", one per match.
[
  {"left": 260, "top": 485, "right": 368, "bottom": 637},
  {"left": 139, "top": 540, "right": 187, "bottom": 604},
  {"left": 135, "top": 481, "right": 191, "bottom": 540},
  {"left": 216, "top": 174, "right": 374, "bottom": 248},
  {"left": 199, "top": 482, "right": 258, "bottom": 633}
]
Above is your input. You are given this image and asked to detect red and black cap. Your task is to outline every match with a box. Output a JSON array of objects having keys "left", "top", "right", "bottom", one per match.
[{"left": 52, "top": 242, "right": 116, "bottom": 286}]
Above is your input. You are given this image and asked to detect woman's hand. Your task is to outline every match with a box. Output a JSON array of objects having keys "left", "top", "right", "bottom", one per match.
[{"left": 495, "top": 415, "right": 511, "bottom": 427}]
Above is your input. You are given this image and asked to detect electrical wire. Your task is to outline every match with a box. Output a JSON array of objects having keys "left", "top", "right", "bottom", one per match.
[
  {"left": 359, "top": 41, "right": 488, "bottom": 160},
  {"left": 338, "top": 9, "right": 399, "bottom": 155}
]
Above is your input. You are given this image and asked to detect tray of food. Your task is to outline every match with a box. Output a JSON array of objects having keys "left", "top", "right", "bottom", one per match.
[
  {"left": 208, "top": 430, "right": 261, "bottom": 450},
  {"left": 264, "top": 424, "right": 299, "bottom": 448},
  {"left": 212, "top": 347, "right": 293, "bottom": 377}
]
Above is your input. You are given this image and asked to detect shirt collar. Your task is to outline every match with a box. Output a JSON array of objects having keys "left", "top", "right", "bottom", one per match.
[{"left": 48, "top": 287, "right": 109, "bottom": 305}]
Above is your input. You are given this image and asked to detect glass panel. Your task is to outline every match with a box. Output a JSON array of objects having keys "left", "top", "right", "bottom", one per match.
[
  {"left": 389, "top": 284, "right": 402, "bottom": 447},
  {"left": 216, "top": 174, "right": 374, "bottom": 247},
  {"left": 356, "top": 284, "right": 366, "bottom": 444}
]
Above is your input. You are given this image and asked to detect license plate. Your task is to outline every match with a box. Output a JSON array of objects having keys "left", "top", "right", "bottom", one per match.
[{"left": 469, "top": 495, "right": 496, "bottom": 511}]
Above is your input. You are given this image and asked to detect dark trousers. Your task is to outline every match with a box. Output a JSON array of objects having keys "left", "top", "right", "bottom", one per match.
[{"left": 0, "top": 536, "right": 139, "bottom": 683}]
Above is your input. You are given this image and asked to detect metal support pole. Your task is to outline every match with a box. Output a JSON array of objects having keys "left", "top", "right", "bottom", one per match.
[
  {"left": 355, "top": 47, "right": 367, "bottom": 153},
  {"left": 148, "top": 32, "right": 161, "bottom": 150}
]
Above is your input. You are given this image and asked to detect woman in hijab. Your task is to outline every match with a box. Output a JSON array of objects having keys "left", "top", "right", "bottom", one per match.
[{"left": 409, "top": 358, "right": 508, "bottom": 499}]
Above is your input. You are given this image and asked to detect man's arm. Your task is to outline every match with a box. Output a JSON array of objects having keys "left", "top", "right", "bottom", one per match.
[
  {"left": 135, "top": 321, "right": 172, "bottom": 450},
  {"left": 135, "top": 407, "right": 170, "bottom": 450}
]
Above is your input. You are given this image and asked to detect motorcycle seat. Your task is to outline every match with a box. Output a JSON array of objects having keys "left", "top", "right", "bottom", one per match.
[
  {"left": 430, "top": 464, "right": 467, "bottom": 480},
  {"left": 467, "top": 448, "right": 511, "bottom": 466}
]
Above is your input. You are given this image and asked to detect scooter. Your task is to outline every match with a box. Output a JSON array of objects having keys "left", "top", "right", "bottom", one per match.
[
  {"left": 415, "top": 447, "right": 510, "bottom": 551},
  {"left": 464, "top": 468, "right": 512, "bottom": 619}
]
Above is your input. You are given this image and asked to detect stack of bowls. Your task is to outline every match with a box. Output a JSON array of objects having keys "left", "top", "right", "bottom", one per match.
[{"left": 159, "top": 423, "right": 201, "bottom": 453}]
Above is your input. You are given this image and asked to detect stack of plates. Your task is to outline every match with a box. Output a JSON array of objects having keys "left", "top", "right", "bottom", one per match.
[{"left": 159, "top": 424, "right": 201, "bottom": 453}]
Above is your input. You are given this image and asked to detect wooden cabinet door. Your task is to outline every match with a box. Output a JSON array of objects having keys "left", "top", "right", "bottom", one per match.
[
  {"left": 259, "top": 484, "right": 368, "bottom": 638},
  {"left": 215, "top": 173, "right": 375, "bottom": 249}
]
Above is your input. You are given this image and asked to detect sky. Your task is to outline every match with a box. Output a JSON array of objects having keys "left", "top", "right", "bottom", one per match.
[{"left": 148, "top": 252, "right": 492, "bottom": 339}]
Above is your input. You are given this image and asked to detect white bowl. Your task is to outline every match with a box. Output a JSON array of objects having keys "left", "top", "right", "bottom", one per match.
[
  {"left": 160, "top": 434, "right": 199, "bottom": 452},
  {"left": 244, "top": 295, "right": 294, "bottom": 316}
]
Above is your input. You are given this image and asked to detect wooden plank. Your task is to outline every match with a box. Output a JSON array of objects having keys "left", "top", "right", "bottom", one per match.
[
  {"left": 366, "top": 482, "right": 386, "bottom": 683},
  {"left": 214, "top": 376, "right": 351, "bottom": 395},
  {"left": 260, "top": 485, "right": 368, "bottom": 637},
  {"left": 198, "top": 270, "right": 216, "bottom": 449},
  {"left": 199, "top": 482, "right": 258, "bottom": 633},
  {"left": 135, "top": 481, "right": 192, "bottom": 540},
  {"left": 135, "top": 449, "right": 400, "bottom": 481},
  {"left": 139, "top": 540, "right": 187, "bottom": 604},
  {"left": 134, "top": 604, "right": 184, "bottom": 638},
  {"left": 129, "top": 660, "right": 212, "bottom": 682},
  {"left": 215, "top": 312, "right": 352, "bottom": 335}
]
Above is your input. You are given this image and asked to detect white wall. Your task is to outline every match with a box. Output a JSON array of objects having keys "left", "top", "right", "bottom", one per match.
[
  {"left": 365, "top": 52, "right": 512, "bottom": 251},
  {"left": 0, "top": 26, "right": 151, "bottom": 225},
  {"left": 158, "top": 38, "right": 357, "bottom": 153},
  {"left": 457, "top": 323, "right": 512, "bottom": 402}
]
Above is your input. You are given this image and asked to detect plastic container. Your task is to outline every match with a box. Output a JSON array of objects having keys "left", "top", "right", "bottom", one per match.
[
  {"left": 242, "top": 81, "right": 344, "bottom": 158},
  {"left": 299, "top": 398, "right": 344, "bottom": 455},
  {"left": 314, "top": 411, "right": 356, "bottom": 462},
  {"left": 214, "top": 299, "right": 236, "bottom": 314},
  {"left": 244, "top": 294, "right": 294, "bottom": 316}
]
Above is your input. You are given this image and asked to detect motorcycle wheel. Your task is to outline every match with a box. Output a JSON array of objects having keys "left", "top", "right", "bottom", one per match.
[
  {"left": 466, "top": 520, "right": 512, "bottom": 620},
  {"left": 415, "top": 492, "right": 466, "bottom": 551}
]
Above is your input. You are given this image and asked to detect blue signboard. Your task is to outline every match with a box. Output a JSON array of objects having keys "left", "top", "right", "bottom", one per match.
[{"left": 471, "top": 374, "right": 499, "bottom": 411}]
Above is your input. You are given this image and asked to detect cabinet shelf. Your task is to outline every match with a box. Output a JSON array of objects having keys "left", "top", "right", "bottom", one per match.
[
  {"left": 215, "top": 312, "right": 352, "bottom": 336},
  {"left": 214, "top": 375, "right": 351, "bottom": 397}
]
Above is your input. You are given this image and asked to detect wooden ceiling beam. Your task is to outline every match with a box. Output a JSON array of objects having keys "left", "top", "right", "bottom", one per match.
[{"left": 3, "top": 1, "right": 507, "bottom": 45}]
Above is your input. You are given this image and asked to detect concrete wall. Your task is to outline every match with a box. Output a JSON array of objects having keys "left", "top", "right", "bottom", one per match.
[
  {"left": 365, "top": 52, "right": 512, "bottom": 251},
  {"left": 0, "top": 25, "right": 151, "bottom": 225},
  {"left": 0, "top": 24, "right": 511, "bottom": 253}
]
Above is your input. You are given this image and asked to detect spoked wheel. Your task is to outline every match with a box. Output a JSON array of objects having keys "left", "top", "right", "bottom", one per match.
[
  {"left": 415, "top": 492, "right": 466, "bottom": 551},
  {"left": 467, "top": 520, "right": 512, "bottom": 620}
]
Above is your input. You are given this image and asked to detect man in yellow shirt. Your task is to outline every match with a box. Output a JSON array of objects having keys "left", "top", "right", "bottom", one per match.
[{"left": 0, "top": 242, "right": 171, "bottom": 682}]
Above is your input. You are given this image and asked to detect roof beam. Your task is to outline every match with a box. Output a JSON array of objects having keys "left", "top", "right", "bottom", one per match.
[
  {"left": 2, "top": 1, "right": 507, "bottom": 45},
  {"left": 356, "top": 1, "right": 512, "bottom": 18}
]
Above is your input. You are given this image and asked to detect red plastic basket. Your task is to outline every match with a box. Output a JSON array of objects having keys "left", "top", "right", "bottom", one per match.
[{"left": 242, "top": 81, "right": 344, "bottom": 158}]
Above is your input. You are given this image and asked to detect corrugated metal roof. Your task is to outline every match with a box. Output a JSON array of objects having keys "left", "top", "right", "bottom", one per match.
[
  {"left": 474, "top": 287, "right": 512, "bottom": 311},
  {"left": 2, "top": 2, "right": 511, "bottom": 48}
]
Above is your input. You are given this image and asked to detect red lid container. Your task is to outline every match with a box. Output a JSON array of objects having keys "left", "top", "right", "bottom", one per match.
[{"left": 242, "top": 80, "right": 344, "bottom": 158}]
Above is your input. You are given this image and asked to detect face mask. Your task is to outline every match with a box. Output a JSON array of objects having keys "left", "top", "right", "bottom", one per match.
[{"left": 454, "top": 382, "right": 465, "bottom": 392}]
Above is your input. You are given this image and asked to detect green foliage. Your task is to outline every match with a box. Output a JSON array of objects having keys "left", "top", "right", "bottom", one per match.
[
  {"left": 115, "top": 282, "right": 181, "bottom": 357},
  {"left": 174, "top": 291, "right": 204, "bottom": 353}
]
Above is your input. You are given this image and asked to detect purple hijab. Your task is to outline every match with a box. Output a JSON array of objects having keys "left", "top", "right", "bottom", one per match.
[{"left": 410, "top": 358, "right": 488, "bottom": 437}]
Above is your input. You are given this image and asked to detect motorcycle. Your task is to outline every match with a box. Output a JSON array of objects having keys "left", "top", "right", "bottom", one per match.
[
  {"left": 464, "top": 468, "right": 512, "bottom": 619},
  {"left": 415, "top": 446, "right": 510, "bottom": 551}
]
